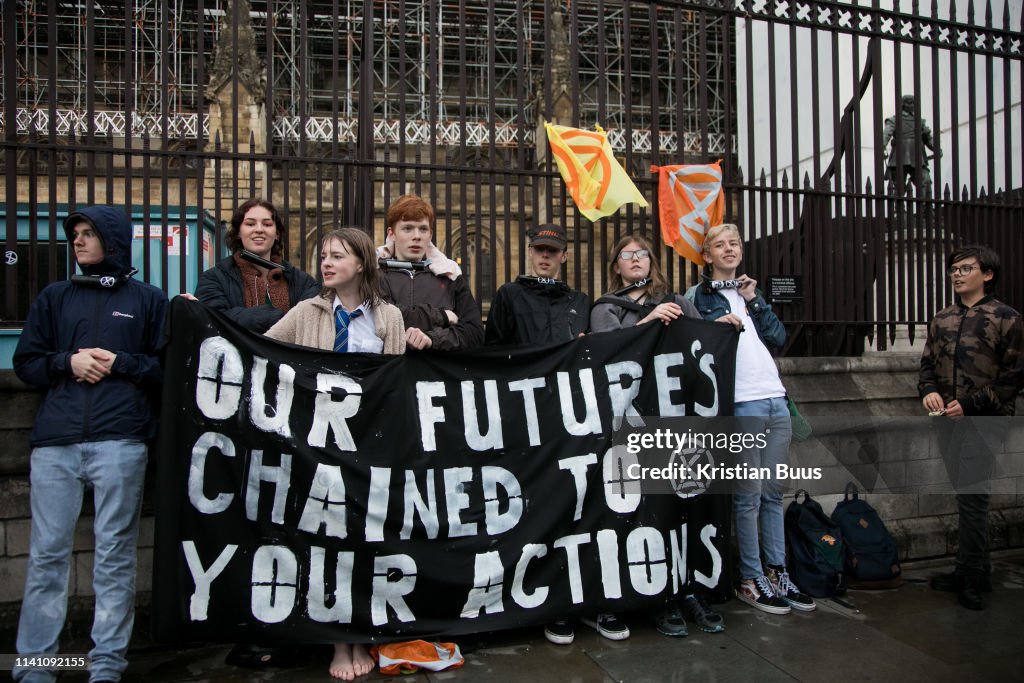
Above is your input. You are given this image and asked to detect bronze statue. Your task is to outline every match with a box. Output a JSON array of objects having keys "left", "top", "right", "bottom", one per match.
[{"left": 883, "top": 95, "right": 941, "bottom": 197}]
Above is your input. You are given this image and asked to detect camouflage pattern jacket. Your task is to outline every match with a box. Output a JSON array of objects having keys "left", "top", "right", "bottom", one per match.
[{"left": 918, "top": 296, "right": 1024, "bottom": 416}]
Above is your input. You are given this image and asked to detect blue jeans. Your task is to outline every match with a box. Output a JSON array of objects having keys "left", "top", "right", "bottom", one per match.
[
  {"left": 15, "top": 441, "right": 148, "bottom": 683},
  {"left": 733, "top": 397, "right": 792, "bottom": 580}
]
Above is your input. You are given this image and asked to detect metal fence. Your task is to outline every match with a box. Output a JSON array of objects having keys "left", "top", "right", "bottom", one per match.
[{"left": 2, "top": 0, "right": 1021, "bottom": 355}]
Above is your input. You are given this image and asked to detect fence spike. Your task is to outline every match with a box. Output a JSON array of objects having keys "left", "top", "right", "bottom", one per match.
[
  {"left": 759, "top": 169, "right": 767, "bottom": 186},
  {"left": 967, "top": 0, "right": 974, "bottom": 24},
  {"left": 736, "top": 167, "right": 745, "bottom": 184},
  {"left": 865, "top": 176, "right": 873, "bottom": 194},
  {"left": 984, "top": 0, "right": 993, "bottom": 26},
  {"left": 948, "top": 0, "right": 958, "bottom": 22},
  {"left": 961, "top": 186, "right": 970, "bottom": 201},
  {"left": 943, "top": 184, "right": 952, "bottom": 200},
  {"left": 908, "top": 324, "right": 916, "bottom": 345},
  {"left": 802, "top": 171, "right": 812, "bottom": 189},
  {"left": 781, "top": 169, "right": 789, "bottom": 188}
]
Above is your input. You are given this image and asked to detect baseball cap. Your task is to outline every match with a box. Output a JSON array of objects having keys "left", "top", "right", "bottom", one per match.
[{"left": 528, "top": 224, "right": 567, "bottom": 250}]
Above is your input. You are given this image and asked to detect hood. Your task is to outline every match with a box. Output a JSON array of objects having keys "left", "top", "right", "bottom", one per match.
[{"left": 64, "top": 205, "right": 134, "bottom": 277}]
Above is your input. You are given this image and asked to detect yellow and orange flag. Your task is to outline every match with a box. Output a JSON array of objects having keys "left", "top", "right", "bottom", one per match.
[
  {"left": 545, "top": 123, "right": 649, "bottom": 222},
  {"left": 651, "top": 161, "right": 725, "bottom": 266}
]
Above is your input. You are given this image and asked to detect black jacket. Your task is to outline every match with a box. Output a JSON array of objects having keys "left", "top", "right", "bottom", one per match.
[
  {"left": 485, "top": 276, "right": 590, "bottom": 346},
  {"left": 195, "top": 255, "right": 320, "bottom": 333},
  {"left": 381, "top": 267, "right": 484, "bottom": 351},
  {"left": 14, "top": 206, "right": 168, "bottom": 446}
]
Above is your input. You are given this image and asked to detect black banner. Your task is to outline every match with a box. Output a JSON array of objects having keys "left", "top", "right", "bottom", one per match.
[{"left": 153, "top": 298, "right": 738, "bottom": 643}]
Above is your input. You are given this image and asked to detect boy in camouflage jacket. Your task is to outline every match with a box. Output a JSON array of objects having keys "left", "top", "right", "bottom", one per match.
[{"left": 919, "top": 244, "right": 1024, "bottom": 610}]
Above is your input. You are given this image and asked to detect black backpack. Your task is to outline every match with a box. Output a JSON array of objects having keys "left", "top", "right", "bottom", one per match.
[
  {"left": 785, "top": 490, "right": 847, "bottom": 598},
  {"left": 831, "top": 483, "right": 902, "bottom": 588}
]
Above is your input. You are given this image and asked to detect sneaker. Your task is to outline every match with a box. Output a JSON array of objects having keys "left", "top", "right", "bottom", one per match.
[
  {"left": 581, "top": 613, "right": 630, "bottom": 641},
  {"left": 654, "top": 603, "right": 688, "bottom": 637},
  {"left": 544, "top": 619, "right": 574, "bottom": 645},
  {"left": 767, "top": 566, "right": 816, "bottom": 612},
  {"left": 681, "top": 593, "right": 726, "bottom": 633},
  {"left": 737, "top": 576, "right": 791, "bottom": 615}
]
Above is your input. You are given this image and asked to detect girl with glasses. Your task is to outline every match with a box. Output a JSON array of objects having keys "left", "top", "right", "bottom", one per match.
[
  {"left": 591, "top": 234, "right": 701, "bottom": 331},
  {"left": 589, "top": 234, "right": 722, "bottom": 639}
]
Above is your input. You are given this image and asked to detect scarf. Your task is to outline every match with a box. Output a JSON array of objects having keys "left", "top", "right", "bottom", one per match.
[{"left": 233, "top": 251, "right": 292, "bottom": 313}]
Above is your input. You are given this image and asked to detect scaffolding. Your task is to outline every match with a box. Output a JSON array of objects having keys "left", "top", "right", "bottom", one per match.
[{"left": 3, "top": 0, "right": 731, "bottom": 154}]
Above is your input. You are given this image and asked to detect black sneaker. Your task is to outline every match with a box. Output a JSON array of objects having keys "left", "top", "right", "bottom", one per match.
[
  {"left": 581, "top": 613, "right": 630, "bottom": 641},
  {"left": 681, "top": 592, "right": 726, "bottom": 633},
  {"left": 737, "top": 576, "right": 791, "bottom": 615},
  {"left": 768, "top": 566, "right": 816, "bottom": 612},
  {"left": 543, "top": 619, "right": 574, "bottom": 645},
  {"left": 654, "top": 603, "right": 688, "bottom": 637}
]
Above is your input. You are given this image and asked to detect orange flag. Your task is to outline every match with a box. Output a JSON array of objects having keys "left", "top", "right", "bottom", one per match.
[{"left": 652, "top": 161, "right": 725, "bottom": 265}]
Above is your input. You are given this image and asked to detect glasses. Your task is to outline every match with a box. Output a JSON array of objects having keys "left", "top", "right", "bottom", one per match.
[
  {"left": 948, "top": 264, "right": 980, "bottom": 276},
  {"left": 618, "top": 249, "right": 651, "bottom": 261}
]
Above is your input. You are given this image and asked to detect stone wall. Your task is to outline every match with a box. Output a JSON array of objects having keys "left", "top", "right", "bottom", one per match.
[
  {"left": 781, "top": 353, "right": 1024, "bottom": 563},
  {"left": 1, "top": 357, "right": 1021, "bottom": 627}
]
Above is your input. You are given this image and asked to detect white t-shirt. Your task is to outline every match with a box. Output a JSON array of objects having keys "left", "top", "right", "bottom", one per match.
[
  {"left": 721, "top": 288, "right": 786, "bottom": 403},
  {"left": 332, "top": 296, "right": 383, "bottom": 354}
]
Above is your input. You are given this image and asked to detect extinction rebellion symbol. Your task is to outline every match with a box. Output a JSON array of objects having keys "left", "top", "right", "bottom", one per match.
[
  {"left": 671, "top": 446, "right": 714, "bottom": 499},
  {"left": 4, "top": 251, "right": 16, "bottom": 266},
  {"left": 100, "top": 276, "right": 117, "bottom": 287}
]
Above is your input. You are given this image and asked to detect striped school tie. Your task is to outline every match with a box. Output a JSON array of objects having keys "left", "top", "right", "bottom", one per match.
[{"left": 333, "top": 307, "right": 363, "bottom": 353}]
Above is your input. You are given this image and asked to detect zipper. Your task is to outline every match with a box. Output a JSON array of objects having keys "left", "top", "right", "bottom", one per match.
[
  {"left": 952, "top": 305, "right": 969, "bottom": 400},
  {"left": 81, "top": 291, "right": 104, "bottom": 438},
  {"left": 404, "top": 269, "right": 416, "bottom": 307}
]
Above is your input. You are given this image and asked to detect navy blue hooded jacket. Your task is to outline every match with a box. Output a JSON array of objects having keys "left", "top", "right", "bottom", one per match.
[{"left": 14, "top": 206, "right": 168, "bottom": 446}]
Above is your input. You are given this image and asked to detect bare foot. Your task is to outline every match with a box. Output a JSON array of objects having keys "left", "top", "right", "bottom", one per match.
[
  {"left": 329, "top": 643, "right": 356, "bottom": 680},
  {"left": 351, "top": 644, "right": 375, "bottom": 677}
]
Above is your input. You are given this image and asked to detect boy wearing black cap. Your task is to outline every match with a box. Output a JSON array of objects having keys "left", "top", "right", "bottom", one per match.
[
  {"left": 485, "top": 224, "right": 590, "bottom": 346},
  {"left": 13, "top": 206, "right": 167, "bottom": 683},
  {"left": 485, "top": 224, "right": 594, "bottom": 645}
]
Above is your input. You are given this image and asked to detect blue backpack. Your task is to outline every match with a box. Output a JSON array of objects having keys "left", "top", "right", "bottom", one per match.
[
  {"left": 785, "top": 490, "right": 847, "bottom": 598},
  {"left": 831, "top": 483, "right": 902, "bottom": 588}
]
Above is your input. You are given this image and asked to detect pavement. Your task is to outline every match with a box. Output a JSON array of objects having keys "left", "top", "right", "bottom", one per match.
[{"left": 8, "top": 551, "right": 1024, "bottom": 682}]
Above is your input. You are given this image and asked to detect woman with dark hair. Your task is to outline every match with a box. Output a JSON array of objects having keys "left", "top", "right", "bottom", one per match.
[{"left": 195, "top": 198, "right": 320, "bottom": 333}]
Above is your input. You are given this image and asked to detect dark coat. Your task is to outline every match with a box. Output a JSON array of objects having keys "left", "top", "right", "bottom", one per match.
[
  {"left": 14, "top": 206, "right": 168, "bottom": 446},
  {"left": 195, "top": 255, "right": 320, "bottom": 333},
  {"left": 381, "top": 267, "right": 484, "bottom": 351},
  {"left": 486, "top": 277, "right": 590, "bottom": 346}
]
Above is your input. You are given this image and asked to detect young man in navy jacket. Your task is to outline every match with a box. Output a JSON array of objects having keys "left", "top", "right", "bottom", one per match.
[{"left": 13, "top": 206, "right": 167, "bottom": 683}]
